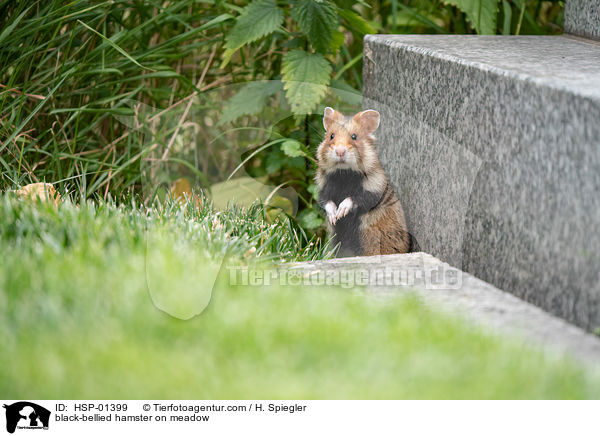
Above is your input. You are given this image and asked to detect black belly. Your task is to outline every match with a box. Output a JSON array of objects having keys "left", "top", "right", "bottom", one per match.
[
  {"left": 320, "top": 169, "right": 381, "bottom": 257},
  {"left": 332, "top": 210, "right": 362, "bottom": 257}
]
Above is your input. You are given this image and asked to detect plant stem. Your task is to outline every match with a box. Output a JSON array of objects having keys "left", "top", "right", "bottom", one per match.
[{"left": 516, "top": 0, "right": 527, "bottom": 35}]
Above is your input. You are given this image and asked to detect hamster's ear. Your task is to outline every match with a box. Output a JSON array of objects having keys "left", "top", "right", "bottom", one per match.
[
  {"left": 323, "top": 107, "right": 343, "bottom": 131},
  {"left": 354, "top": 109, "right": 380, "bottom": 134}
]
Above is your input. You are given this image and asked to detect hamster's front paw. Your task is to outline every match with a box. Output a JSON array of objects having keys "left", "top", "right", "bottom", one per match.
[
  {"left": 335, "top": 197, "right": 353, "bottom": 220},
  {"left": 325, "top": 201, "right": 338, "bottom": 225}
]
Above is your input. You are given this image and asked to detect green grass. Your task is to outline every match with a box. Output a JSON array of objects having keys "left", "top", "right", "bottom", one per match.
[
  {"left": 1, "top": 0, "right": 231, "bottom": 195},
  {"left": 1, "top": 195, "right": 599, "bottom": 399}
]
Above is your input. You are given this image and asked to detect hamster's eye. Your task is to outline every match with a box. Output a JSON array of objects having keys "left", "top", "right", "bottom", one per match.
[
  {"left": 330, "top": 133, "right": 335, "bottom": 140},
  {"left": 351, "top": 133, "right": 357, "bottom": 140}
]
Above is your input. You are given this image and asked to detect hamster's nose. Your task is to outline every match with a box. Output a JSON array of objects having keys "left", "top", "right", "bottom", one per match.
[{"left": 335, "top": 147, "right": 346, "bottom": 158}]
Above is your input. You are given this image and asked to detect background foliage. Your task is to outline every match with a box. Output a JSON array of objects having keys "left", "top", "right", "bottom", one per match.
[{"left": 0, "top": 0, "right": 565, "bottom": 236}]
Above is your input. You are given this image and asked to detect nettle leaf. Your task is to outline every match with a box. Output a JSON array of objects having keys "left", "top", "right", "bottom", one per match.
[
  {"left": 281, "top": 139, "right": 305, "bottom": 158},
  {"left": 219, "top": 81, "right": 283, "bottom": 125},
  {"left": 225, "top": 0, "right": 284, "bottom": 51},
  {"left": 291, "top": 0, "right": 338, "bottom": 54},
  {"left": 282, "top": 49, "right": 332, "bottom": 116},
  {"left": 443, "top": 0, "right": 499, "bottom": 35}
]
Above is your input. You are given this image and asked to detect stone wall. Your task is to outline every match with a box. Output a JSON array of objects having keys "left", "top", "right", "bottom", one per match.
[
  {"left": 565, "top": 0, "right": 600, "bottom": 40},
  {"left": 363, "top": 35, "right": 600, "bottom": 331}
]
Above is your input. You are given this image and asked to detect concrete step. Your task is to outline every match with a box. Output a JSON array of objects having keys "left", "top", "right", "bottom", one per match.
[
  {"left": 362, "top": 35, "right": 600, "bottom": 331},
  {"left": 287, "top": 253, "right": 600, "bottom": 366}
]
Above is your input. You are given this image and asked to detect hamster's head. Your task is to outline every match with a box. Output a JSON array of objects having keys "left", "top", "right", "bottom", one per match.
[{"left": 317, "top": 107, "right": 380, "bottom": 173}]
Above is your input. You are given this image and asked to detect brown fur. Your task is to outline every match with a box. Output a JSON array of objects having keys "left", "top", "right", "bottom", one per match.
[
  {"left": 361, "top": 205, "right": 411, "bottom": 255},
  {"left": 316, "top": 108, "right": 411, "bottom": 256}
]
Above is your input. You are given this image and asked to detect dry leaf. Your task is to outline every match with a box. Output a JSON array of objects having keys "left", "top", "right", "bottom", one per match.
[
  {"left": 14, "top": 183, "right": 62, "bottom": 206},
  {"left": 170, "top": 177, "right": 202, "bottom": 208}
]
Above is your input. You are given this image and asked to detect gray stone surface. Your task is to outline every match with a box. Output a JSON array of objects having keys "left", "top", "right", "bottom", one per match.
[
  {"left": 362, "top": 35, "right": 600, "bottom": 331},
  {"left": 565, "top": 0, "right": 600, "bottom": 41},
  {"left": 287, "top": 253, "right": 600, "bottom": 366}
]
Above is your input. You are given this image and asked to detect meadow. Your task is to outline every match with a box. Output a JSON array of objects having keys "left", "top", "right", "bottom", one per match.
[{"left": 1, "top": 196, "right": 598, "bottom": 399}]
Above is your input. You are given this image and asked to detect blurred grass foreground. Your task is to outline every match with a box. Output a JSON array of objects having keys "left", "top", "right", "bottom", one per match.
[{"left": 1, "top": 195, "right": 599, "bottom": 399}]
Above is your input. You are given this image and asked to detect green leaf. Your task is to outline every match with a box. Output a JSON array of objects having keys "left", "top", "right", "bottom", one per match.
[
  {"left": 267, "top": 195, "right": 294, "bottom": 215},
  {"left": 291, "top": 0, "right": 338, "bottom": 54},
  {"left": 287, "top": 156, "right": 306, "bottom": 169},
  {"left": 224, "top": 0, "right": 284, "bottom": 51},
  {"left": 219, "top": 81, "right": 283, "bottom": 125},
  {"left": 330, "top": 30, "right": 345, "bottom": 52},
  {"left": 220, "top": 48, "right": 237, "bottom": 68},
  {"left": 443, "top": 0, "right": 499, "bottom": 34},
  {"left": 282, "top": 49, "right": 332, "bottom": 116},
  {"left": 281, "top": 139, "right": 305, "bottom": 158},
  {"left": 385, "top": 10, "right": 442, "bottom": 28},
  {"left": 265, "top": 151, "right": 285, "bottom": 173},
  {"left": 330, "top": 79, "right": 362, "bottom": 106},
  {"left": 338, "top": 9, "right": 378, "bottom": 35},
  {"left": 299, "top": 209, "right": 324, "bottom": 229},
  {"left": 307, "top": 184, "right": 319, "bottom": 201},
  {"left": 502, "top": 0, "right": 512, "bottom": 35},
  {"left": 209, "top": 177, "right": 272, "bottom": 210},
  {"left": 266, "top": 195, "right": 294, "bottom": 222}
]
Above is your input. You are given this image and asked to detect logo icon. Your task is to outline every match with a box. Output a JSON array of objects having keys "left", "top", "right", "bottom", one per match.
[{"left": 3, "top": 402, "right": 50, "bottom": 434}]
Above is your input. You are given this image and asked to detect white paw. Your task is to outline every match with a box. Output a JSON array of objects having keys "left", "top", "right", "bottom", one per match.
[
  {"left": 325, "top": 201, "right": 338, "bottom": 225},
  {"left": 335, "top": 197, "right": 353, "bottom": 220}
]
